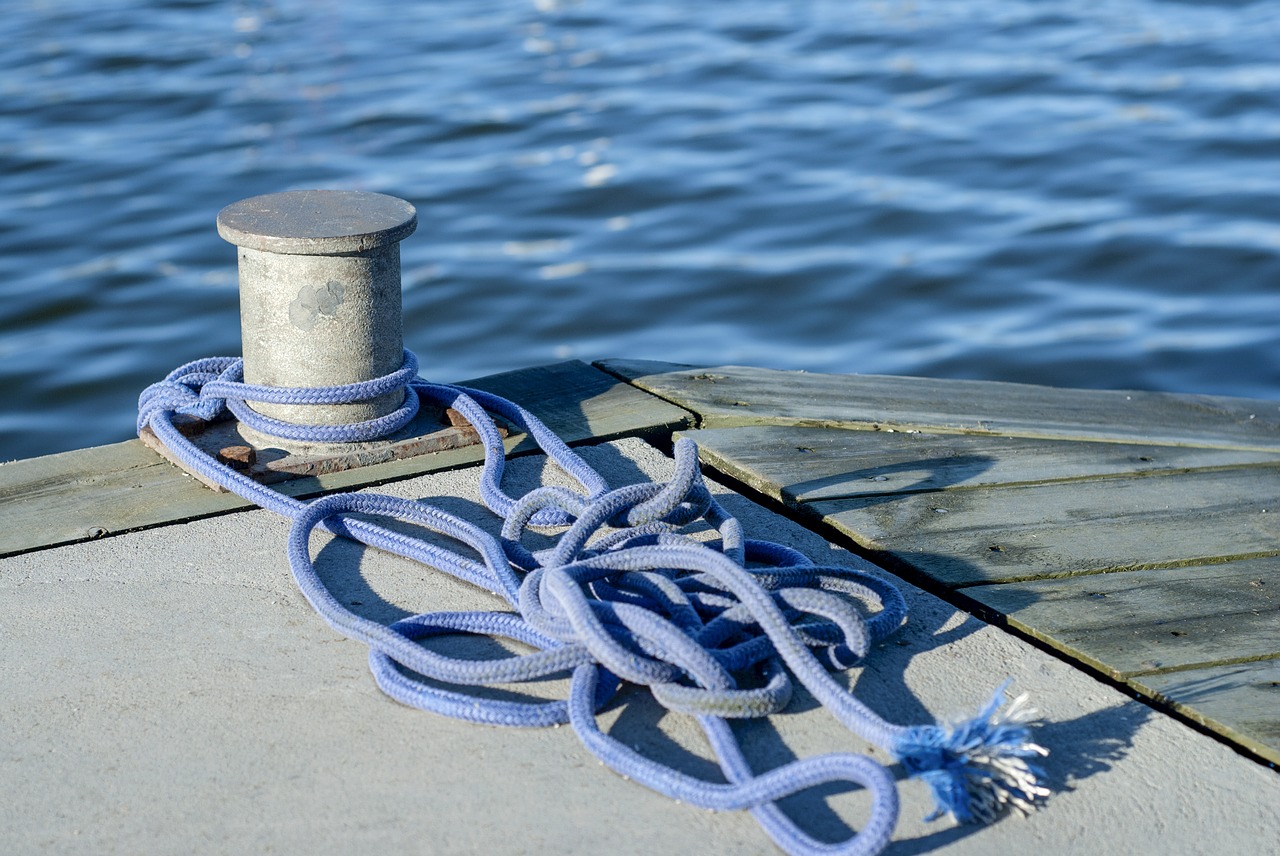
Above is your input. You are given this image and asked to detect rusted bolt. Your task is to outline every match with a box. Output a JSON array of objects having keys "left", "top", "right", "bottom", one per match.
[{"left": 217, "top": 445, "right": 257, "bottom": 470}]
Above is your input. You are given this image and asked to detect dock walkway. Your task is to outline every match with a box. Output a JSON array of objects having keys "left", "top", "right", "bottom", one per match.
[{"left": 3, "top": 360, "right": 1277, "bottom": 854}]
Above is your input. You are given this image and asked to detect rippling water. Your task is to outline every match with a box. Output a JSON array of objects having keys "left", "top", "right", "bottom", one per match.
[{"left": 3, "top": 0, "right": 1279, "bottom": 461}]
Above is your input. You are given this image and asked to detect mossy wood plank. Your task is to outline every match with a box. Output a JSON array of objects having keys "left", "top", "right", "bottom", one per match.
[
  {"left": 963, "top": 556, "right": 1280, "bottom": 678},
  {"left": 0, "top": 361, "right": 692, "bottom": 558},
  {"left": 602, "top": 360, "right": 1280, "bottom": 450},
  {"left": 678, "top": 425, "right": 1280, "bottom": 504},
  {"left": 805, "top": 467, "right": 1280, "bottom": 587},
  {"left": 466, "top": 361, "right": 692, "bottom": 449},
  {"left": 1129, "top": 659, "right": 1280, "bottom": 766}
]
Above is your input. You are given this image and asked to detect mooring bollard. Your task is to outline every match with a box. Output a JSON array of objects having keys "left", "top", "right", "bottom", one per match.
[
  {"left": 216, "top": 189, "right": 417, "bottom": 428},
  {"left": 141, "top": 189, "right": 501, "bottom": 490}
]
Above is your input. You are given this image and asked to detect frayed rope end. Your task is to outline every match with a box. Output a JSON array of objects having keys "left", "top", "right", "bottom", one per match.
[{"left": 894, "top": 679, "right": 1049, "bottom": 825}]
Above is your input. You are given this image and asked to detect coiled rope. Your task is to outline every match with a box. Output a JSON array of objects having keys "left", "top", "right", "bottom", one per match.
[{"left": 138, "top": 350, "right": 1048, "bottom": 855}]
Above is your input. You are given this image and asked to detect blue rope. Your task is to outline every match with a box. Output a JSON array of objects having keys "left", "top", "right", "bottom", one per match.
[{"left": 138, "top": 351, "right": 1049, "bottom": 854}]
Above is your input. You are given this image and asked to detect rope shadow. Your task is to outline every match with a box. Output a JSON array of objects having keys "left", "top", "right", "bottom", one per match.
[
  {"left": 302, "top": 431, "right": 1146, "bottom": 850},
  {"left": 553, "top": 443, "right": 1005, "bottom": 845},
  {"left": 695, "top": 483, "right": 1152, "bottom": 847},
  {"left": 784, "top": 453, "right": 997, "bottom": 508}
]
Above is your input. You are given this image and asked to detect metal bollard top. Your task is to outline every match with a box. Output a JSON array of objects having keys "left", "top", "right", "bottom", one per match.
[{"left": 217, "top": 189, "right": 417, "bottom": 256}]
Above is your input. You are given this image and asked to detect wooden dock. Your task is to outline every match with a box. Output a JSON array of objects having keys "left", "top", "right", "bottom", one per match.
[
  {"left": 2, "top": 360, "right": 1277, "bottom": 854},
  {"left": 598, "top": 360, "right": 1280, "bottom": 768}
]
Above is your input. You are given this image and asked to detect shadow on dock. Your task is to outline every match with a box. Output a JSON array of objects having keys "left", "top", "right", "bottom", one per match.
[{"left": 299, "top": 438, "right": 1151, "bottom": 849}]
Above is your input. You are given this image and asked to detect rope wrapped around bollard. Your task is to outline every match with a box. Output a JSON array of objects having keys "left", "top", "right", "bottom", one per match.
[{"left": 138, "top": 350, "right": 1049, "bottom": 855}]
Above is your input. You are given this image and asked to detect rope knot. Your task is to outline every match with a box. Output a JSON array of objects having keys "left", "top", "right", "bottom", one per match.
[
  {"left": 137, "top": 357, "right": 242, "bottom": 431},
  {"left": 139, "top": 350, "right": 422, "bottom": 443}
]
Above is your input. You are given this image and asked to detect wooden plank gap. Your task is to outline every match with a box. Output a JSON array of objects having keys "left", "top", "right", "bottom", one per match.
[
  {"left": 593, "top": 359, "right": 708, "bottom": 430},
  {"left": 1127, "top": 661, "right": 1280, "bottom": 766},
  {"left": 1122, "top": 652, "right": 1280, "bottom": 680},
  {"left": 945, "top": 550, "right": 1280, "bottom": 589},
  {"left": 602, "top": 359, "right": 1280, "bottom": 452},
  {"left": 702, "top": 420, "right": 1280, "bottom": 451},
  {"left": 793, "top": 460, "right": 1280, "bottom": 505}
]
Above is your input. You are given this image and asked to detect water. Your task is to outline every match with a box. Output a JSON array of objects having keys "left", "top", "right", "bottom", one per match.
[{"left": 3, "top": 0, "right": 1279, "bottom": 462}]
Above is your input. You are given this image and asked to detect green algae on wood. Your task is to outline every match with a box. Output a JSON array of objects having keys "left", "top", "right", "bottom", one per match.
[
  {"left": 601, "top": 360, "right": 1280, "bottom": 450},
  {"left": 0, "top": 361, "right": 692, "bottom": 558}
]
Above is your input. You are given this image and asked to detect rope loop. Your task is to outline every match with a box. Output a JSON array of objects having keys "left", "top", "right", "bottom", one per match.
[
  {"left": 137, "top": 348, "right": 1048, "bottom": 855},
  {"left": 138, "top": 349, "right": 422, "bottom": 442}
]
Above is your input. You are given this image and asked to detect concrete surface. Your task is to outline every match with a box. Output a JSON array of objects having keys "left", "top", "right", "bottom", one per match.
[{"left": 2, "top": 438, "right": 1276, "bottom": 855}]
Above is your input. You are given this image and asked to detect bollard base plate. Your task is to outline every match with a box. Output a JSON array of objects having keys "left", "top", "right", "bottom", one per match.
[{"left": 139, "top": 405, "right": 507, "bottom": 493}]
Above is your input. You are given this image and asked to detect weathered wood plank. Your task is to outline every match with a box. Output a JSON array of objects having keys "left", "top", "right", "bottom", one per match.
[
  {"left": 599, "top": 363, "right": 1280, "bottom": 767},
  {"left": 0, "top": 361, "right": 692, "bottom": 558},
  {"left": 806, "top": 467, "right": 1280, "bottom": 586},
  {"left": 602, "top": 360, "right": 1280, "bottom": 450},
  {"left": 963, "top": 556, "right": 1280, "bottom": 678},
  {"left": 471, "top": 361, "right": 692, "bottom": 449},
  {"left": 0, "top": 440, "right": 249, "bottom": 553},
  {"left": 678, "top": 425, "right": 1280, "bottom": 504},
  {"left": 1129, "top": 659, "right": 1280, "bottom": 766},
  {"left": 679, "top": 422, "right": 1280, "bottom": 765}
]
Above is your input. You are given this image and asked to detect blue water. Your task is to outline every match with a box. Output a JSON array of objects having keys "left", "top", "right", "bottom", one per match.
[{"left": 3, "top": 0, "right": 1279, "bottom": 461}]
